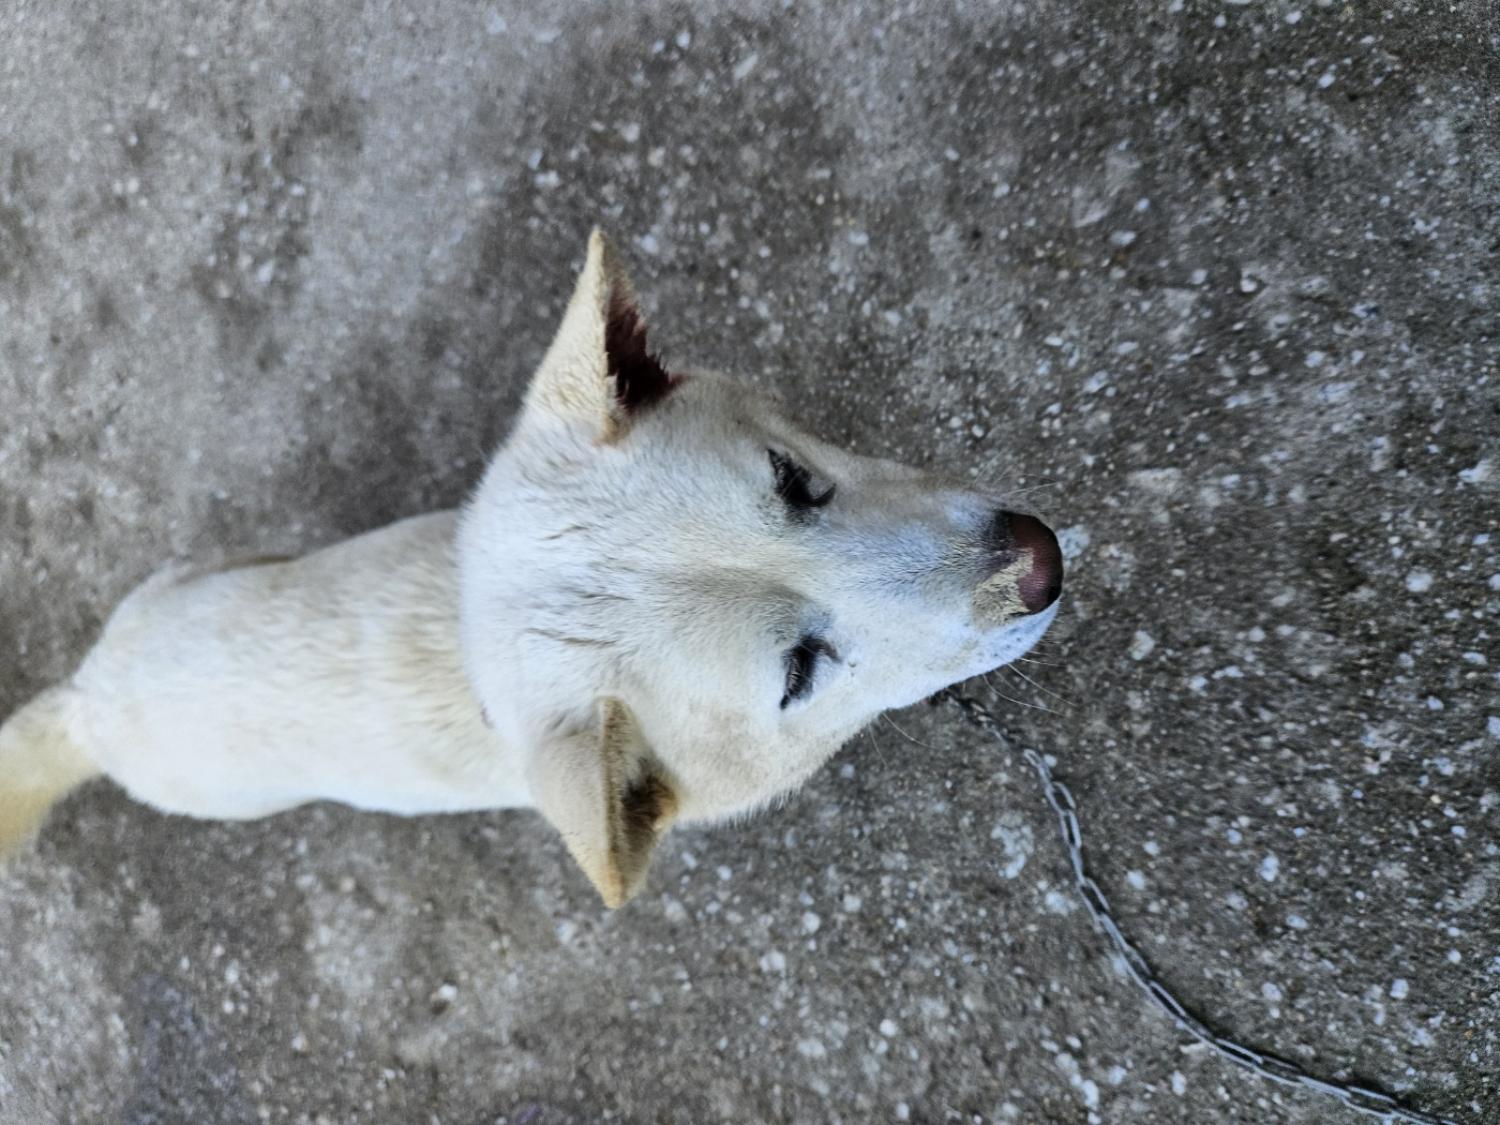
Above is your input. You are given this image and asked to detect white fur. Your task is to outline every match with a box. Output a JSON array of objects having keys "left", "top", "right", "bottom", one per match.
[
  {"left": 71, "top": 511, "right": 521, "bottom": 819},
  {"left": 0, "top": 231, "right": 1060, "bottom": 905}
]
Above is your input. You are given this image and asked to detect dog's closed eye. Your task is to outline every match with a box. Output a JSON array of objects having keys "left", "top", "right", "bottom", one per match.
[
  {"left": 768, "top": 450, "right": 835, "bottom": 515},
  {"left": 781, "top": 634, "right": 836, "bottom": 709}
]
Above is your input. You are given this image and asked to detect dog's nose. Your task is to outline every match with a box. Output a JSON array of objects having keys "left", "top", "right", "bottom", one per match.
[{"left": 986, "top": 510, "right": 1063, "bottom": 614}]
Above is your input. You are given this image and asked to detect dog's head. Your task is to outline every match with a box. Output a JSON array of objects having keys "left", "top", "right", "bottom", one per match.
[{"left": 458, "top": 231, "right": 1062, "bottom": 906}]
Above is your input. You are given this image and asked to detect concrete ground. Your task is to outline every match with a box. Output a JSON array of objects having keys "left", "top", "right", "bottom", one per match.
[{"left": 1, "top": 0, "right": 1496, "bottom": 1121}]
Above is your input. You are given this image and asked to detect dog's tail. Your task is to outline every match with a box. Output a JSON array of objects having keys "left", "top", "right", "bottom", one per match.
[{"left": 0, "top": 686, "right": 98, "bottom": 862}]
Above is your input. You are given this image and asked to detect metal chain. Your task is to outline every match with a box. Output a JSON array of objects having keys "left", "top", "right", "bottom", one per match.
[{"left": 937, "top": 688, "right": 1460, "bottom": 1125}]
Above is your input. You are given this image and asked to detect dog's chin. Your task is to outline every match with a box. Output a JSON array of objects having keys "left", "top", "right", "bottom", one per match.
[
  {"left": 979, "top": 598, "right": 1060, "bottom": 672},
  {"left": 920, "top": 599, "right": 1062, "bottom": 704},
  {"left": 906, "top": 600, "right": 1062, "bottom": 705}
]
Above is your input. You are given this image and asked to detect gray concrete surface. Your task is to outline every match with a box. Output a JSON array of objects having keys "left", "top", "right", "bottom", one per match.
[{"left": 1, "top": 1, "right": 1496, "bottom": 1122}]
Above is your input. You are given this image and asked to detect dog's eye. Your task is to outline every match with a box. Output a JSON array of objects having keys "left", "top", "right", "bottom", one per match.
[
  {"left": 769, "top": 450, "right": 835, "bottom": 513},
  {"left": 781, "top": 635, "right": 833, "bottom": 709}
]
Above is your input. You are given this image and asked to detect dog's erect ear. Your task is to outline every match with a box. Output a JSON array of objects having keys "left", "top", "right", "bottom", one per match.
[
  {"left": 522, "top": 229, "right": 674, "bottom": 441},
  {"left": 527, "top": 698, "right": 680, "bottom": 908}
]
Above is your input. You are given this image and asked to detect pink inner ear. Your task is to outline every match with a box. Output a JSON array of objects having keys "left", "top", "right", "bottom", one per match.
[{"left": 605, "top": 291, "right": 674, "bottom": 414}]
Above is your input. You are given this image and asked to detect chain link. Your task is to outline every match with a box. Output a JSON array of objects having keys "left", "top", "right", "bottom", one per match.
[{"left": 937, "top": 688, "right": 1460, "bottom": 1125}]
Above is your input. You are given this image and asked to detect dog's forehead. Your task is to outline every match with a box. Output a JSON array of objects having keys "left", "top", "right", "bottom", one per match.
[
  {"left": 640, "top": 570, "right": 805, "bottom": 685},
  {"left": 639, "top": 375, "right": 936, "bottom": 495},
  {"left": 578, "top": 387, "right": 802, "bottom": 539},
  {"left": 651, "top": 570, "right": 814, "bottom": 655},
  {"left": 648, "top": 373, "right": 808, "bottom": 455}
]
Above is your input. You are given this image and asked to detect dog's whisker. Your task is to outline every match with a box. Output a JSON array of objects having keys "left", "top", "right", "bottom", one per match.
[
  {"left": 968, "top": 475, "right": 1063, "bottom": 500},
  {"left": 862, "top": 725, "right": 894, "bottom": 768},
  {"left": 1000, "top": 483, "right": 1063, "bottom": 500},
  {"left": 1005, "top": 665, "right": 1072, "bottom": 708},
  {"left": 879, "top": 712, "right": 942, "bottom": 751},
  {"left": 1012, "top": 654, "right": 1063, "bottom": 669},
  {"left": 981, "top": 672, "right": 1062, "bottom": 716}
]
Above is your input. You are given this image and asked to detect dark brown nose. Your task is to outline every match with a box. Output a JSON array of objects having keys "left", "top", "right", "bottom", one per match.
[{"left": 987, "top": 510, "right": 1064, "bottom": 613}]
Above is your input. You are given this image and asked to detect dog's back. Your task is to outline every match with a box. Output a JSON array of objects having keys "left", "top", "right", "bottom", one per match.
[{"left": 0, "top": 510, "right": 524, "bottom": 859}]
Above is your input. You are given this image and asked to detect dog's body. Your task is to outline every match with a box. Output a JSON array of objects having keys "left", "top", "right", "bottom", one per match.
[
  {"left": 1, "top": 232, "right": 1062, "bottom": 906},
  {"left": 70, "top": 511, "right": 514, "bottom": 820}
]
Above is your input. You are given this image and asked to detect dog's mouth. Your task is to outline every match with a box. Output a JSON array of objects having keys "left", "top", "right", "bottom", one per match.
[{"left": 920, "top": 599, "right": 1063, "bottom": 707}]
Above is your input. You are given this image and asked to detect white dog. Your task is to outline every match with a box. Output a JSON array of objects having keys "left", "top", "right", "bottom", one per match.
[{"left": 0, "top": 231, "right": 1062, "bottom": 907}]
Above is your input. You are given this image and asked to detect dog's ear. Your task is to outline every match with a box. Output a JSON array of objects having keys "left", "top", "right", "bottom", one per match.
[
  {"left": 522, "top": 229, "right": 674, "bottom": 441},
  {"left": 527, "top": 698, "right": 680, "bottom": 908}
]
